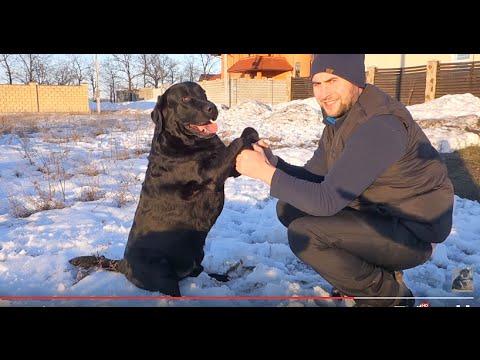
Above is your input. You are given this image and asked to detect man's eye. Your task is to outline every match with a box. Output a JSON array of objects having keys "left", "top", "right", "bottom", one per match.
[{"left": 182, "top": 96, "right": 191, "bottom": 102}]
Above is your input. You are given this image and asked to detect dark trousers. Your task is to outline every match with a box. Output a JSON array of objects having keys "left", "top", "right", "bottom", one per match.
[{"left": 277, "top": 201, "right": 433, "bottom": 306}]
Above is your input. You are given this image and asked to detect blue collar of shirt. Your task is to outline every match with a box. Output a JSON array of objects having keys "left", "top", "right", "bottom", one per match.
[
  {"left": 322, "top": 111, "right": 349, "bottom": 128},
  {"left": 323, "top": 116, "right": 337, "bottom": 126}
]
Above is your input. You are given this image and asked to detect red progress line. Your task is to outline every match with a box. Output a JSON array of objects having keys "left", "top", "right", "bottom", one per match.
[{"left": 0, "top": 296, "right": 355, "bottom": 301}]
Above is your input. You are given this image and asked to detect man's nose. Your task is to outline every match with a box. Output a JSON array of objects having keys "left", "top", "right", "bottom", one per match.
[{"left": 316, "top": 85, "right": 331, "bottom": 100}]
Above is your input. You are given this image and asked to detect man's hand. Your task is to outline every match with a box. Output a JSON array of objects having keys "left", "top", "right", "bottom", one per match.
[
  {"left": 256, "top": 139, "right": 270, "bottom": 148},
  {"left": 256, "top": 139, "right": 278, "bottom": 166},
  {"left": 236, "top": 143, "right": 276, "bottom": 186}
]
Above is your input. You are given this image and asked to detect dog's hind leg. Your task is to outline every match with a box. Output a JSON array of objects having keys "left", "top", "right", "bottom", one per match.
[
  {"left": 120, "top": 254, "right": 182, "bottom": 296},
  {"left": 69, "top": 255, "right": 124, "bottom": 273}
]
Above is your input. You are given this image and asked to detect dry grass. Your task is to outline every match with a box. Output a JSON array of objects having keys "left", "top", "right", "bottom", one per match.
[
  {"left": 112, "top": 175, "right": 137, "bottom": 208},
  {"left": 80, "top": 163, "right": 104, "bottom": 177},
  {"left": 8, "top": 196, "right": 34, "bottom": 218},
  {"left": 77, "top": 176, "right": 104, "bottom": 202},
  {"left": 441, "top": 146, "right": 480, "bottom": 201},
  {"left": 113, "top": 182, "right": 132, "bottom": 208},
  {"left": 0, "top": 116, "right": 15, "bottom": 135},
  {"left": 78, "top": 186, "right": 104, "bottom": 202},
  {"left": 16, "top": 136, "right": 37, "bottom": 165},
  {"left": 0, "top": 114, "right": 42, "bottom": 136},
  {"left": 31, "top": 180, "right": 67, "bottom": 212},
  {"left": 8, "top": 181, "right": 67, "bottom": 219}
]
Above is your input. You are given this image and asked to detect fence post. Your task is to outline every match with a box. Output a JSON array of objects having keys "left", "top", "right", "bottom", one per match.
[
  {"left": 366, "top": 67, "right": 376, "bottom": 84},
  {"left": 425, "top": 60, "right": 439, "bottom": 102},
  {"left": 29, "top": 82, "right": 40, "bottom": 112}
]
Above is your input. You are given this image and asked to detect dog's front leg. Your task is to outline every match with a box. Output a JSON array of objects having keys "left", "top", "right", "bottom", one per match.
[
  {"left": 208, "top": 137, "right": 246, "bottom": 181},
  {"left": 210, "top": 127, "right": 259, "bottom": 180}
]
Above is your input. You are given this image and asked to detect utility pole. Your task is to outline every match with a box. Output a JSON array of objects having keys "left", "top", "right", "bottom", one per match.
[{"left": 95, "top": 54, "right": 101, "bottom": 113}]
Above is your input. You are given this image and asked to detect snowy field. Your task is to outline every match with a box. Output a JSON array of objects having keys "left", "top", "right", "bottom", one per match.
[{"left": 1, "top": 93, "right": 479, "bottom": 307}]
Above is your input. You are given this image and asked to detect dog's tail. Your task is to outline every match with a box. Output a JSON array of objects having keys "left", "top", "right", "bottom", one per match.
[{"left": 69, "top": 255, "right": 125, "bottom": 273}]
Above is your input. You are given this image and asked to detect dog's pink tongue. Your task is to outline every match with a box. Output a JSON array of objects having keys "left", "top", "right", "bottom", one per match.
[{"left": 198, "top": 121, "right": 218, "bottom": 134}]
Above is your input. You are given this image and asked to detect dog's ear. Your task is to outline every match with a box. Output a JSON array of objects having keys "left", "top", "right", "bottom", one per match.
[{"left": 151, "top": 94, "right": 165, "bottom": 129}]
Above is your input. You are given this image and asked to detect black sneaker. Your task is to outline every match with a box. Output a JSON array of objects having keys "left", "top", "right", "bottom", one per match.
[
  {"left": 353, "top": 271, "right": 416, "bottom": 307},
  {"left": 330, "top": 287, "right": 344, "bottom": 298}
]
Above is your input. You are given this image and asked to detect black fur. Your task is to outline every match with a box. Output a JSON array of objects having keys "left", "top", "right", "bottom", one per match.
[{"left": 69, "top": 82, "right": 259, "bottom": 296}]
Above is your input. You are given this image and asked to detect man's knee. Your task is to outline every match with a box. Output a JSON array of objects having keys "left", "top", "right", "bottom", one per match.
[
  {"left": 276, "top": 201, "right": 308, "bottom": 228},
  {"left": 287, "top": 217, "right": 329, "bottom": 257},
  {"left": 403, "top": 242, "right": 433, "bottom": 270},
  {"left": 287, "top": 223, "right": 307, "bottom": 256},
  {"left": 276, "top": 201, "right": 290, "bottom": 227}
]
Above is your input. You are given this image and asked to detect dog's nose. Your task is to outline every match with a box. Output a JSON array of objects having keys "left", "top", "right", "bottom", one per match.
[{"left": 204, "top": 104, "right": 214, "bottom": 113}]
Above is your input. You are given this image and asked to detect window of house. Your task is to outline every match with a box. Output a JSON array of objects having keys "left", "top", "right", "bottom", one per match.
[
  {"left": 455, "top": 54, "right": 470, "bottom": 60},
  {"left": 295, "top": 62, "right": 301, "bottom": 77}
]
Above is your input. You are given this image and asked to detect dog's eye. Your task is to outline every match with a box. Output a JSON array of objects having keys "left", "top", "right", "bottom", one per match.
[{"left": 182, "top": 96, "right": 191, "bottom": 102}]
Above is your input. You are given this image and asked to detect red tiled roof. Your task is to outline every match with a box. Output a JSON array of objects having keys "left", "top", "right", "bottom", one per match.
[
  {"left": 199, "top": 73, "right": 221, "bottom": 81},
  {"left": 228, "top": 56, "right": 293, "bottom": 73}
]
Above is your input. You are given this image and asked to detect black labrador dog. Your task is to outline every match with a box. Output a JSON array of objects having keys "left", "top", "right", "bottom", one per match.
[{"left": 69, "top": 82, "right": 259, "bottom": 296}]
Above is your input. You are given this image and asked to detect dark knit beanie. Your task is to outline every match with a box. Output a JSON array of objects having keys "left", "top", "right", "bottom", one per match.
[{"left": 310, "top": 54, "right": 366, "bottom": 88}]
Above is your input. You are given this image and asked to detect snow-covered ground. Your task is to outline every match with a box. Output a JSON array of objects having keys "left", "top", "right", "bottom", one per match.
[
  {"left": 90, "top": 100, "right": 156, "bottom": 113},
  {"left": 96, "top": 93, "right": 480, "bottom": 151},
  {"left": 1, "top": 93, "right": 479, "bottom": 307},
  {"left": 408, "top": 93, "right": 480, "bottom": 121}
]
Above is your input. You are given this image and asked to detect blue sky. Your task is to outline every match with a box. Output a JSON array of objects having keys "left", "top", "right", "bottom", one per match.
[{"left": 56, "top": 54, "right": 221, "bottom": 73}]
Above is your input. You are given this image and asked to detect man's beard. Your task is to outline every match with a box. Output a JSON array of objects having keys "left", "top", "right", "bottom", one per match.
[
  {"left": 322, "top": 100, "right": 352, "bottom": 118},
  {"left": 322, "top": 90, "right": 359, "bottom": 117}
]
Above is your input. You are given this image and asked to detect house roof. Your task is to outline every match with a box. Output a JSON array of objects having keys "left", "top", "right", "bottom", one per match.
[
  {"left": 198, "top": 73, "right": 221, "bottom": 81},
  {"left": 228, "top": 56, "right": 293, "bottom": 73}
]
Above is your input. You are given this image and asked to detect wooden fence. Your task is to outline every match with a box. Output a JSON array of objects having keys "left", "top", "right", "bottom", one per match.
[{"left": 291, "top": 60, "right": 480, "bottom": 105}]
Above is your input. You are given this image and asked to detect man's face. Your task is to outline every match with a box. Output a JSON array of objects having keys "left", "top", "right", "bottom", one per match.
[{"left": 312, "top": 72, "right": 363, "bottom": 118}]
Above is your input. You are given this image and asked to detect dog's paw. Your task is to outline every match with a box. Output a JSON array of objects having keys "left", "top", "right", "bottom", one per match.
[
  {"left": 208, "top": 273, "right": 230, "bottom": 282},
  {"left": 69, "top": 255, "right": 120, "bottom": 271},
  {"left": 240, "top": 127, "right": 259, "bottom": 144},
  {"left": 69, "top": 255, "right": 102, "bottom": 268},
  {"left": 72, "top": 267, "right": 95, "bottom": 285}
]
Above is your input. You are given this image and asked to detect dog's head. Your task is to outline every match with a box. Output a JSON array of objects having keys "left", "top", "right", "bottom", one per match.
[{"left": 151, "top": 82, "right": 219, "bottom": 140}]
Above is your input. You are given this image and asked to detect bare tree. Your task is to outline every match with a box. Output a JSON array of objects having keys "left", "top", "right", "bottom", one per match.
[
  {"left": 166, "top": 57, "right": 181, "bottom": 84},
  {"left": 0, "top": 54, "right": 16, "bottom": 84},
  {"left": 52, "top": 59, "right": 74, "bottom": 85},
  {"left": 16, "top": 54, "right": 52, "bottom": 84},
  {"left": 102, "top": 57, "right": 119, "bottom": 103},
  {"left": 142, "top": 54, "right": 172, "bottom": 88},
  {"left": 112, "top": 54, "right": 140, "bottom": 100},
  {"left": 181, "top": 55, "right": 202, "bottom": 82},
  {"left": 84, "top": 65, "right": 95, "bottom": 100},
  {"left": 70, "top": 55, "right": 89, "bottom": 85},
  {"left": 138, "top": 54, "right": 149, "bottom": 88},
  {"left": 198, "top": 54, "right": 219, "bottom": 77},
  {"left": 32, "top": 55, "right": 52, "bottom": 85},
  {"left": 17, "top": 54, "right": 37, "bottom": 83}
]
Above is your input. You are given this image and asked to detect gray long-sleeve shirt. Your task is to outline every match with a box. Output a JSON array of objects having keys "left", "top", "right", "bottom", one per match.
[{"left": 269, "top": 114, "right": 408, "bottom": 216}]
